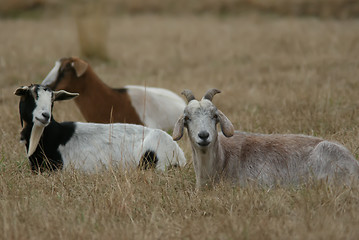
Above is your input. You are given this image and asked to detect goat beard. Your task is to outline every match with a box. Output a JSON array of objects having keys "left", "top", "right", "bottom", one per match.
[{"left": 27, "top": 125, "right": 44, "bottom": 157}]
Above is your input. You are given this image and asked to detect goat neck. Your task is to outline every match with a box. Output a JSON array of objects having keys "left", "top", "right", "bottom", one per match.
[
  {"left": 24, "top": 119, "right": 75, "bottom": 172},
  {"left": 72, "top": 67, "right": 142, "bottom": 124},
  {"left": 191, "top": 136, "right": 226, "bottom": 188},
  {"left": 73, "top": 67, "right": 115, "bottom": 122},
  {"left": 73, "top": 66, "right": 111, "bottom": 102}
]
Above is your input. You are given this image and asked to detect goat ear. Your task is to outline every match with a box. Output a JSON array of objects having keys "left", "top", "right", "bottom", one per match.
[
  {"left": 71, "top": 58, "right": 88, "bottom": 77},
  {"left": 54, "top": 90, "right": 79, "bottom": 101},
  {"left": 14, "top": 86, "right": 29, "bottom": 96},
  {"left": 173, "top": 115, "right": 185, "bottom": 141},
  {"left": 218, "top": 110, "right": 234, "bottom": 137}
]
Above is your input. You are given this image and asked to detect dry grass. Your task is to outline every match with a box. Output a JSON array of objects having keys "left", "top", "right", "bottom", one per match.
[
  {"left": 73, "top": 1, "right": 109, "bottom": 60},
  {"left": 1, "top": 12, "right": 359, "bottom": 239},
  {"left": 2, "top": 0, "right": 359, "bottom": 18},
  {"left": 0, "top": 0, "right": 45, "bottom": 13},
  {"left": 110, "top": 0, "right": 359, "bottom": 18}
]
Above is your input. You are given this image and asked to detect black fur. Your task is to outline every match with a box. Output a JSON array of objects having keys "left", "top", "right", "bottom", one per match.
[
  {"left": 139, "top": 150, "right": 158, "bottom": 170},
  {"left": 114, "top": 88, "right": 128, "bottom": 94},
  {"left": 19, "top": 96, "right": 35, "bottom": 128},
  {"left": 27, "top": 121, "right": 75, "bottom": 172}
]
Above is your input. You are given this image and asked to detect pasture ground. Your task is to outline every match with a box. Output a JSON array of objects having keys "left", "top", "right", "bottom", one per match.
[{"left": 1, "top": 12, "right": 359, "bottom": 239}]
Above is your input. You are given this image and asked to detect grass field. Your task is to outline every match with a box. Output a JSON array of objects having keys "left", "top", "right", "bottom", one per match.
[{"left": 1, "top": 10, "right": 359, "bottom": 239}]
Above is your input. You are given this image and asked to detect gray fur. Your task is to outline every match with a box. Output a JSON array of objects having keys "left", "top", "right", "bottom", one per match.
[{"left": 173, "top": 89, "right": 359, "bottom": 188}]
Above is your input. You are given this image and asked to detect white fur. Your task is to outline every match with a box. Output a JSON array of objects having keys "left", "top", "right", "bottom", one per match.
[
  {"left": 59, "top": 123, "right": 186, "bottom": 171},
  {"left": 33, "top": 88, "right": 52, "bottom": 126},
  {"left": 41, "top": 61, "right": 61, "bottom": 86},
  {"left": 27, "top": 87, "right": 52, "bottom": 156},
  {"left": 126, "top": 85, "right": 186, "bottom": 130}
]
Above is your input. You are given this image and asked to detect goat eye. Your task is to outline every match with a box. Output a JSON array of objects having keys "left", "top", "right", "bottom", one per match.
[
  {"left": 213, "top": 114, "right": 218, "bottom": 119},
  {"left": 184, "top": 116, "right": 191, "bottom": 122}
]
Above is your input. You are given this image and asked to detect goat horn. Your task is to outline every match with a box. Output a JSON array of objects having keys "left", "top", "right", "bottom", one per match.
[
  {"left": 181, "top": 89, "right": 196, "bottom": 103},
  {"left": 203, "top": 89, "right": 221, "bottom": 101}
]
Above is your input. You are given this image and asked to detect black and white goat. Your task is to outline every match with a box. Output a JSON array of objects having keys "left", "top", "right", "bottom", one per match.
[
  {"left": 15, "top": 84, "right": 186, "bottom": 172},
  {"left": 173, "top": 89, "right": 359, "bottom": 188}
]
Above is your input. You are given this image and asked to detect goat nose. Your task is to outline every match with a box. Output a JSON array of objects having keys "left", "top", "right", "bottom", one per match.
[
  {"left": 198, "top": 131, "right": 209, "bottom": 140},
  {"left": 42, "top": 112, "right": 50, "bottom": 121}
]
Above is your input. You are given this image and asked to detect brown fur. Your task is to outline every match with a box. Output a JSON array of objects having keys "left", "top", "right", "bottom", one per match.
[{"left": 47, "top": 57, "right": 143, "bottom": 124}]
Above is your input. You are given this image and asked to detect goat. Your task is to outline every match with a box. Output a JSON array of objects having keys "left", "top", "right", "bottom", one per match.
[
  {"left": 15, "top": 84, "right": 186, "bottom": 173},
  {"left": 41, "top": 57, "right": 186, "bottom": 131},
  {"left": 173, "top": 88, "right": 359, "bottom": 188}
]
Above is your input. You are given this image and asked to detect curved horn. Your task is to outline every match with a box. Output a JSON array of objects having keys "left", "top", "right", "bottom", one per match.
[
  {"left": 203, "top": 88, "right": 221, "bottom": 101},
  {"left": 181, "top": 89, "right": 196, "bottom": 103}
]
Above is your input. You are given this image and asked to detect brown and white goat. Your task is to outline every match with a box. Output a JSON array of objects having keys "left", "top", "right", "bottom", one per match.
[
  {"left": 41, "top": 57, "right": 186, "bottom": 131},
  {"left": 173, "top": 89, "right": 359, "bottom": 188}
]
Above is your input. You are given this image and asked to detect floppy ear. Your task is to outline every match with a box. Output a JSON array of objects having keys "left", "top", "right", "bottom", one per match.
[
  {"left": 14, "top": 86, "right": 30, "bottom": 96},
  {"left": 71, "top": 58, "right": 88, "bottom": 77},
  {"left": 218, "top": 110, "right": 234, "bottom": 137},
  {"left": 173, "top": 115, "right": 185, "bottom": 141},
  {"left": 54, "top": 90, "right": 79, "bottom": 101},
  {"left": 15, "top": 86, "right": 30, "bottom": 127}
]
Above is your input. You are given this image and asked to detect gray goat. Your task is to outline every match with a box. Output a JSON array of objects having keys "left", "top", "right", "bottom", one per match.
[{"left": 173, "top": 88, "right": 359, "bottom": 188}]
